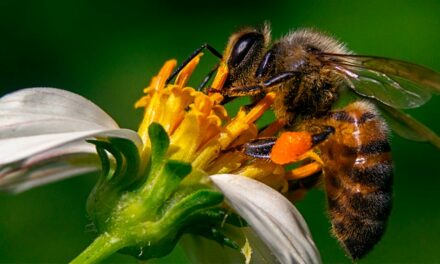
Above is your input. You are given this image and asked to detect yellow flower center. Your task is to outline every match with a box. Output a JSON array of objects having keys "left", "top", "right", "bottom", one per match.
[{"left": 135, "top": 55, "right": 288, "bottom": 192}]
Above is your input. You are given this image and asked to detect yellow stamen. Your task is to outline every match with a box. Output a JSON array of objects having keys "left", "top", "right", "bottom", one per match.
[
  {"left": 211, "top": 62, "right": 229, "bottom": 90},
  {"left": 136, "top": 56, "right": 288, "bottom": 195},
  {"left": 287, "top": 161, "right": 322, "bottom": 180},
  {"left": 258, "top": 118, "right": 286, "bottom": 137},
  {"left": 217, "top": 93, "right": 276, "bottom": 149},
  {"left": 175, "top": 54, "right": 202, "bottom": 87}
]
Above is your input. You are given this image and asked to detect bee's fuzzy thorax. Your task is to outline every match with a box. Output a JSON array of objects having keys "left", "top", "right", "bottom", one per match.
[{"left": 282, "top": 28, "right": 352, "bottom": 55}]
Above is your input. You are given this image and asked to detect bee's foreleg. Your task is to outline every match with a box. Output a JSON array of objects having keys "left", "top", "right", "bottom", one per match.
[
  {"left": 222, "top": 71, "right": 299, "bottom": 97},
  {"left": 198, "top": 63, "right": 220, "bottom": 91},
  {"left": 262, "top": 71, "right": 299, "bottom": 87},
  {"left": 223, "top": 84, "right": 266, "bottom": 97},
  {"left": 166, "top": 43, "right": 223, "bottom": 84}
]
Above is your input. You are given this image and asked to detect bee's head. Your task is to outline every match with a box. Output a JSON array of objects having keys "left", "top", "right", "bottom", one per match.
[{"left": 223, "top": 26, "right": 270, "bottom": 86}]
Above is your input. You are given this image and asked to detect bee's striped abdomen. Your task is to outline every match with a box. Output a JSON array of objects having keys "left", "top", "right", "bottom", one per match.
[{"left": 319, "top": 101, "right": 393, "bottom": 260}]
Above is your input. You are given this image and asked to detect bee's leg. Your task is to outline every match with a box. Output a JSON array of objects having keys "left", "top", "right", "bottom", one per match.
[
  {"left": 222, "top": 84, "right": 266, "bottom": 97},
  {"left": 197, "top": 63, "right": 220, "bottom": 91},
  {"left": 240, "top": 126, "right": 334, "bottom": 161},
  {"left": 241, "top": 137, "right": 278, "bottom": 159},
  {"left": 166, "top": 43, "right": 223, "bottom": 84},
  {"left": 270, "top": 126, "right": 334, "bottom": 165},
  {"left": 221, "top": 71, "right": 299, "bottom": 97}
]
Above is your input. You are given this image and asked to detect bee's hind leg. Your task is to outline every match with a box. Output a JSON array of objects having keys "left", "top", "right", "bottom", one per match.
[{"left": 238, "top": 126, "right": 334, "bottom": 162}]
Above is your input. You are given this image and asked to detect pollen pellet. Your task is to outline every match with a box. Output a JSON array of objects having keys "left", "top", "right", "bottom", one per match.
[{"left": 270, "top": 132, "right": 312, "bottom": 165}]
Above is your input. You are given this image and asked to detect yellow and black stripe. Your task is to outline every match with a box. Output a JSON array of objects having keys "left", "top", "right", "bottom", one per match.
[{"left": 319, "top": 101, "right": 393, "bottom": 260}]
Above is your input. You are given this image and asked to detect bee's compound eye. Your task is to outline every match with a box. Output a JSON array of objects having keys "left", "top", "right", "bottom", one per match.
[{"left": 229, "top": 32, "right": 263, "bottom": 67}]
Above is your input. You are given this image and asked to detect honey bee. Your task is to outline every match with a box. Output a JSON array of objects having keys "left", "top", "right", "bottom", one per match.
[
  {"left": 167, "top": 25, "right": 440, "bottom": 260},
  {"left": 218, "top": 26, "right": 440, "bottom": 260}
]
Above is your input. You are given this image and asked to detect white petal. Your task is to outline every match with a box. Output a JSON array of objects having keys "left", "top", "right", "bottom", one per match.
[
  {"left": 0, "top": 129, "right": 141, "bottom": 165},
  {"left": 210, "top": 174, "right": 322, "bottom": 264},
  {"left": 0, "top": 87, "right": 119, "bottom": 138},
  {"left": 0, "top": 88, "right": 142, "bottom": 192},
  {"left": 0, "top": 143, "right": 99, "bottom": 193},
  {"left": 0, "top": 129, "right": 142, "bottom": 193}
]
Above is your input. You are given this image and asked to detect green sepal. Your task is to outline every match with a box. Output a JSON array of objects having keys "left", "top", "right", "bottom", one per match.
[
  {"left": 87, "top": 137, "right": 141, "bottom": 186},
  {"left": 185, "top": 208, "right": 245, "bottom": 250},
  {"left": 87, "top": 139, "right": 122, "bottom": 181},
  {"left": 163, "top": 189, "right": 224, "bottom": 224},
  {"left": 121, "top": 189, "right": 226, "bottom": 260},
  {"left": 148, "top": 122, "right": 170, "bottom": 166},
  {"left": 90, "top": 141, "right": 110, "bottom": 180},
  {"left": 142, "top": 159, "right": 193, "bottom": 217},
  {"left": 155, "top": 159, "right": 192, "bottom": 201},
  {"left": 189, "top": 207, "right": 245, "bottom": 227},
  {"left": 86, "top": 136, "right": 143, "bottom": 229},
  {"left": 108, "top": 137, "right": 142, "bottom": 188}
]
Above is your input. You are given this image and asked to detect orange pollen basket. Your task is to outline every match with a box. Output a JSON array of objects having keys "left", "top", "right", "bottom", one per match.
[{"left": 270, "top": 132, "right": 313, "bottom": 165}]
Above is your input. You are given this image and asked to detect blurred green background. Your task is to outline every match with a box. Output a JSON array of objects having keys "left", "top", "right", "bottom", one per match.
[{"left": 1, "top": 0, "right": 439, "bottom": 263}]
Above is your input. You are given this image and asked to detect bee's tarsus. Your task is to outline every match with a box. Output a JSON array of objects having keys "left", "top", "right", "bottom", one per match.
[
  {"left": 197, "top": 63, "right": 220, "bottom": 91},
  {"left": 242, "top": 137, "right": 277, "bottom": 159}
]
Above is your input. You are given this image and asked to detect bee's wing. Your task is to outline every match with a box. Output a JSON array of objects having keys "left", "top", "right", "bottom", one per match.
[
  {"left": 378, "top": 104, "right": 440, "bottom": 149},
  {"left": 324, "top": 53, "right": 440, "bottom": 148},
  {"left": 323, "top": 53, "right": 440, "bottom": 109},
  {"left": 335, "top": 87, "right": 440, "bottom": 148}
]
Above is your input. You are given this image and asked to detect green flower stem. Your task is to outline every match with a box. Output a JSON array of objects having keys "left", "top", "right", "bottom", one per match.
[{"left": 70, "top": 233, "right": 127, "bottom": 264}]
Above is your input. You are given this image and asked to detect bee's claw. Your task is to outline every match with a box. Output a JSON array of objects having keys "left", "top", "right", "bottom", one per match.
[{"left": 311, "top": 125, "right": 335, "bottom": 146}]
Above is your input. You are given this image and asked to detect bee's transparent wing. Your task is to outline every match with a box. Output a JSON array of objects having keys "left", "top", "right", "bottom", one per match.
[
  {"left": 324, "top": 53, "right": 440, "bottom": 109},
  {"left": 378, "top": 104, "right": 440, "bottom": 149},
  {"left": 325, "top": 53, "right": 440, "bottom": 149}
]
